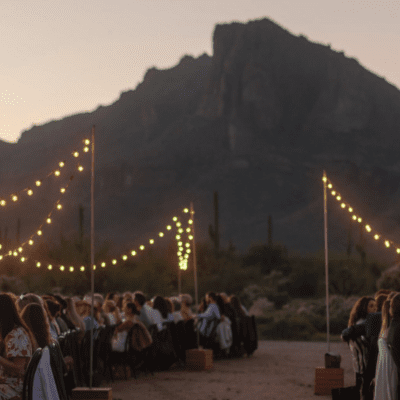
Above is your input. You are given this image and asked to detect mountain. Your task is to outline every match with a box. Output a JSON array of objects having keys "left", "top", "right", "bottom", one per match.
[{"left": 1, "top": 17, "right": 400, "bottom": 260}]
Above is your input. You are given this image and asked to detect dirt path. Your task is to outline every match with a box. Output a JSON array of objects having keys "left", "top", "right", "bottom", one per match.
[{"left": 105, "top": 340, "right": 355, "bottom": 400}]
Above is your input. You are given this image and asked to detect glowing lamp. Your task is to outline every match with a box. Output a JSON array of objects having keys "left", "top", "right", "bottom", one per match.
[
  {"left": 341, "top": 203, "right": 346, "bottom": 208},
  {"left": 175, "top": 235, "right": 181, "bottom": 240},
  {"left": 13, "top": 251, "right": 18, "bottom": 256},
  {"left": 60, "top": 266, "right": 65, "bottom": 271},
  {"left": 188, "top": 235, "right": 193, "bottom": 240},
  {"left": 60, "top": 188, "right": 66, "bottom": 193},
  {"left": 131, "top": 251, "right": 136, "bottom": 256},
  {"left": 385, "top": 241, "right": 390, "bottom": 248},
  {"left": 8, "top": 251, "right": 11, "bottom": 255},
  {"left": 187, "top": 249, "right": 191, "bottom": 254},
  {"left": 178, "top": 228, "right": 184, "bottom": 233},
  {"left": 178, "top": 241, "right": 183, "bottom": 246},
  {"left": 173, "top": 217, "right": 178, "bottom": 222},
  {"left": 54, "top": 170, "right": 61, "bottom": 176},
  {"left": 101, "top": 262, "right": 106, "bottom": 268},
  {"left": 80, "top": 266, "right": 85, "bottom": 271},
  {"left": 73, "top": 151, "right": 79, "bottom": 157},
  {"left": 374, "top": 234, "right": 380, "bottom": 240},
  {"left": 18, "top": 247, "right": 23, "bottom": 252},
  {"left": 78, "top": 165, "right": 84, "bottom": 172},
  {"left": 149, "top": 239, "right": 154, "bottom": 244},
  {"left": 57, "top": 204, "right": 62, "bottom": 210},
  {"left": 93, "top": 265, "right": 96, "bottom": 270},
  {"left": 358, "top": 218, "right": 362, "bottom": 223},
  {"left": 12, "top": 195, "right": 18, "bottom": 202},
  {"left": 183, "top": 208, "right": 189, "bottom": 213},
  {"left": 159, "top": 232, "right": 164, "bottom": 237},
  {"left": 83, "top": 147, "right": 89, "bottom": 152},
  {"left": 36, "top": 262, "right": 41, "bottom": 267},
  {"left": 112, "top": 259, "right": 117, "bottom": 265},
  {"left": 27, "top": 189, "right": 33, "bottom": 196},
  {"left": 185, "top": 243, "right": 190, "bottom": 248},
  {"left": 348, "top": 207, "right": 353, "bottom": 213},
  {"left": 46, "top": 218, "right": 51, "bottom": 224},
  {"left": 179, "top": 247, "right": 184, "bottom": 251},
  {"left": 122, "top": 255, "right": 128, "bottom": 261},
  {"left": 21, "top": 257, "right": 25, "bottom": 262},
  {"left": 188, "top": 219, "right": 193, "bottom": 225},
  {"left": 69, "top": 266, "right": 74, "bottom": 272},
  {"left": 140, "top": 245, "right": 145, "bottom": 250},
  {"left": 36, "top": 180, "right": 41, "bottom": 186},
  {"left": 331, "top": 191, "right": 336, "bottom": 196},
  {"left": 0, "top": 256, "right": 2, "bottom": 260},
  {"left": 322, "top": 176, "right": 327, "bottom": 182},
  {"left": 84, "top": 139, "right": 90, "bottom": 145},
  {"left": 48, "top": 265, "right": 52, "bottom": 270},
  {"left": 167, "top": 225, "right": 172, "bottom": 230},
  {"left": 186, "top": 227, "right": 191, "bottom": 232},
  {"left": 327, "top": 184, "right": 333, "bottom": 189},
  {"left": 184, "top": 254, "right": 189, "bottom": 259},
  {"left": 177, "top": 251, "right": 182, "bottom": 256},
  {"left": 365, "top": 225, "right": 372, "bottom": 232},
  {"left": 352, "top": 215, "right": 357, "bottom": 221},
  {"left": 59, "top": 161, "right": 65, "bottom": 167},
  {"left": 397, "top": 249, "right": 400, "bottom": 254},
  {"left": 176, "top": 222, "right": 182, "bottom": 227},
  {"left": 28, "top": 239, "right": 34, "bottom": 245},
  {"left": 37, "top": 230, "right": 42, "bottom": 236},
  {"left": 336, "top": 195, "right": 341, "bottom": 201},
  {"left": 0, "top": 200, "right": 5, "bottom": 206}
]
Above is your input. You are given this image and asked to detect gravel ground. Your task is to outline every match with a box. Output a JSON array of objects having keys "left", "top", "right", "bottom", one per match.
[{"left": 103, "top": 340, "right": 355, "bottom": 400}]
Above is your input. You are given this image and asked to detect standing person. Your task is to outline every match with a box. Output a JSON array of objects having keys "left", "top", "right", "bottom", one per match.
[
  {"left": 0, "top": 293, "right": 34, "bottom": 400},
  {"left": 342, "top": 296, "right": 376, "bottom": 400},
  {"left": 375, "top": 297, "right": 398, "bottom": 400}
]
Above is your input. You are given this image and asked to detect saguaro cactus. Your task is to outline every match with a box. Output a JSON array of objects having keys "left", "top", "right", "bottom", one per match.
[{"left": 208, "top": 191, "right": 220, "bottom": 255}]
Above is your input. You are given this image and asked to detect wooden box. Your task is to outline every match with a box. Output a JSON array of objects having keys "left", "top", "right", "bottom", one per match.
[
  {"left": 71, "top": 388, "right": 112, "bottom": 400},
  {"left": 185, "top": 349, "right": 213, "bottom": 371},
  {"left": 314, "top": 367, "right": 344, "bottom": 395}
]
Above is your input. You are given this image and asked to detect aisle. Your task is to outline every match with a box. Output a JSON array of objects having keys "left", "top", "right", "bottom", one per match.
[{"left": 105, "top": 340, "right": 354, "bottom": 400}]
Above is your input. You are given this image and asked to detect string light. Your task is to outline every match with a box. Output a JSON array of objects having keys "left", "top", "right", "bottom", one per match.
[{"left": 324, "top": 175, "right": 400, "bottom": 256}]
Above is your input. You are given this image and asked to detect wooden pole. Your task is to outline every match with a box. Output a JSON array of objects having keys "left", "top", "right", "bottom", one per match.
[
  {"left": 89, "top": 125, "right": 95, "bottom": 388},
  {"left": 178, "top": 265, "right": 182, "bottom": 295},
  {"left": 190, "top": 202, "right": 200, "bottom": 348},
  {"left": 323, "top": 170, "right": 330, "bottom": 353}
]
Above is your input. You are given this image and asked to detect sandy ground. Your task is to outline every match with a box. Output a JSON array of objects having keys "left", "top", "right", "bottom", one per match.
[{"left": 103, "top": 340, "right": 355, "bottom": 400}]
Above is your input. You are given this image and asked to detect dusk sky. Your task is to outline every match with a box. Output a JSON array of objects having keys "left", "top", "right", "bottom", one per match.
[{"left": 1, "top": 0, "right": 399, "bottom": 143}]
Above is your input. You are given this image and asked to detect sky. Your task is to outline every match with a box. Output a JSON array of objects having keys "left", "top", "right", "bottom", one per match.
[{"left": 1, "top": 0, "right": 399, "bottom": 143}]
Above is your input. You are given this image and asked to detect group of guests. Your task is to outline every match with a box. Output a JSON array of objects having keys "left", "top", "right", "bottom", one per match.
[
  {"left": 0, "top": 290, "right": 250, "bottom": 400},
  {"left": 342, "top": 289, "right": 400, "bottom": 400}
]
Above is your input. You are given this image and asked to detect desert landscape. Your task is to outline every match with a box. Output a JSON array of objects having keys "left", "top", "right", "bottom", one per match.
[{"left": 106, "top": 340, "right": 354, "bottom": 400}]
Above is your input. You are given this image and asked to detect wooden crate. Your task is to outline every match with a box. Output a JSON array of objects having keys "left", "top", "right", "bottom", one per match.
[
  {"left": 71, "top": 388, "right": 112, "bottom": 400},
  {"left": 314, "top": 367, "right": 344, "bottom": 395},
  {"left": 185, "top": 349, "right": 213, "bottom": 371}
]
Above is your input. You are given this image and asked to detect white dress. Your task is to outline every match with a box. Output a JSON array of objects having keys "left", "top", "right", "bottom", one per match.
[{"left": 375, "top": 337, "right": 398, "bottom": 400}]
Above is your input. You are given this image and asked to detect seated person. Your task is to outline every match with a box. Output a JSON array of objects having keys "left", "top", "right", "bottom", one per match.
[
  {"left": 133, "top": 292, "right": 163, "bottom": 331},
  {"left": 152, "top": 296, "right": 170, "bottom": 325},
  {"left": 196, "top": 292, "right": 221, "bottom": 338},
  {"left": 111, "top": 303, "right": 140, "bottom": 352},
  {"left": 103, "top": 300, "right": 122, "bottom": 326},
  {"left": 0, "top": 293, "right": 34, "bottom": 400},
  {"left": 180, "top": 294, "right": 194, "bottom": 321}
]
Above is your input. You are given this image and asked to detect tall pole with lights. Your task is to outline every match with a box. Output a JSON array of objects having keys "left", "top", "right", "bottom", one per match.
[{"left": 323, "top": 171, "right": 330, "bottom": 353}]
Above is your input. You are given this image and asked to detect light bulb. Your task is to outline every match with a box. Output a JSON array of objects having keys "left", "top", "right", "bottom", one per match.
[
  {"left": 178, "top": 241, "right": 183, "bottom": 246},
  {"left": 48, "top": 265, "right": 52, "bottom": 270},
  {"left": 27, "top": 189, "right": 33, "bottom": 196},
  {"left": 18, "top": 247, "right": 23, "bottom": 252},
  {"left": 358, "top": 217, "right": 362, "bottom": 223},
  {"left": 159, "top": 232, "right": 164, "bottom": 237},
  {"left": 175, "top": 235, "right": 181, "bottom": 240},
  {"left": 188, "top": 219, "right": 193, "bottom": 225},
  {"left": 80, "top": 266, "right": 85, "bottom": 271},
  {"left": 385, "top": 241, "right": 390, "bottom": 248},
  {"left": 374, "top": 234, "right": 380, "bottom": 240},
  {"left": 140, "top": 245, "right": 145, "bottom": 250},
  {"left": 341, "top": 203, "right": 346, "bottom": 208},
  {"left": 60, "top": 188, "right": 66, "bottom": 193},
  {"left": 177, "top": 251, "right": 182, "bottom": 256},
  {"left": 84, "top": 139, "right": 90, "bottom": 145},
  {"left": 46, "top": 218, "right": 51, "bottom": 224},
  {"left": 176, "top": 222, "right": 182, "bottom": 227},
  {"left": 178, "top": 228, "right": 183, "bottom": 233},
  {"left": 122, "top": 255, "right": 128, "bottom": 260},
  {"left": 101, "top": 262, "right": 106, "bottom": 268},
  {"left": 57, "top": 204, "right": 62, "bottom": 210},
  {"left": 131, "top": 251, "right": 136, "bottom": 256},
  {"left": 59, "top": 161, "right": 65, "bottom": 167},
  {"left": 83, "top": 147, "right": 89, "bottom": 152},
  {"left": 149, "top": 239, "right": 154, "bottom": 244},
  {"left": 12, "top": 195, "right": 18, "bottom": 202},
  {"left": 322, "top": 176, "right": 327, "bottom": 182},
  {"left": 78, "top": 165, "right": 84, "bottom": 172},
  {"left": 185, "top": 243, "right": 190, "bottom": 248},
  {"left": 0, "top": 256, "right": 2, "bottom": 260},
  {"left": 179, "top": 247, "right": 184, "bottom": 251},
  {"left": 186, "top": 228, "right": 191, "bottom": 232},
  {"left": 173, "top": 216, "right": 178, "bottom": 222},
  {"left": 0, "top": 200, "right": 6, "bottom": 206},
  {"left": 69, "top": 266, "right": 74, "bottom": 272},
  {"left": 188, "top": 235, "right": 193, "bottom": 240},
  {"left": 348, "top": 207, "right": 353, "bottom": 213},
  {"left": 60, "top": 266, "right": 65, "bottom": 271},
  {"left": 112, "top": 259, "right": 117, "bottom": 265},
  {"left": 36, "top": 262, "right": 41, "bottom": 267},
  {"left": 36, "top": 180, "right": 41, "bottom": 186},
  {"left": 73, "top": 151, "right": 79, "bottom": 157},
  {"left": 166, "top": 225, "right": 172, "bottom": 230},
  {"left": 21, "top": 257, "right": 25, "bottom": 262},
  {"left": 397, "top": 249, "right": 400, "bottom": 254},
  {"left": 352, "top": 215, "right": 357, "bottom": 220},
  {"left": 13, "top": 251, "right": 18, "bottom": 256},
  {"left": 331, "top": 191, "right": 336, "bottom": 196},
  {"left": 37, "top": 230, "right": 42, "bottom": 236},
  {"left": 327, "top": 184, "right": 333, "bottom": 189},
  {"left": 336, "top": 195, "right": 341, "bottom": 201},
  {"left": 365, "top": 225, "right": 371, "bottom": 232},
  {"left": 28, "top": 239, "right": 34, "bottom": 245},
  {"left": 187, "top": 249, "right": 191, "bottom": 254},
  {"left": 183, "top": 208, "right": 189, "bottom": 213},
  {"left": 54, "top": 170, "right": 61, "bottom": 176}
]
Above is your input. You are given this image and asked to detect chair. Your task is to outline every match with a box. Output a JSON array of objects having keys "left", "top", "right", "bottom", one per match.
[
  {"left": 239, "top": 316, "right": 258, "bottom": 356},
  {"left": 23, "top": 346, "right": 68, "bottom": 400},
  {"left": 197, "top": 317, "right": 220, "bottom": 350}
]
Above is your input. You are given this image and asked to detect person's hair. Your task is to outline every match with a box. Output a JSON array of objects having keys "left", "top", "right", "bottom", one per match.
[
  {"left": 165, "top": 298, "right": 174, "bottom": 314},
  {"left": 206, "top": 292, "right": 218, "bottom": 302},
  {"left": 375, "top": 289, "right": 392, "bottom": 298},
  {"left": 390, "top": 293, "right": 400, "bottom": 318},
  {"left": 105, "top": 292, "right": 117, "bottom": 302},
  {"left": 380, "top": 299, "right": 392, "bottom": 338},
  {"left": 20, "top": 303, "right": 52, "bottom": 349},
  {"left": 16, "top": 293, "right": 43, "bottom": 313},
  {"left": 66, "top": 298, "right": 85, "bottom": 331},
  {"left": 171, "top": 298, "right": 181, "bottom": 312},
  {"left": 0, "top": 293, "right": 35, "bottom": 347},
  {"left": 125, "top": 302, "right": 140, "bottom": 315},
  {"left": 229, "top": 295, "right": 246, "bottom": 318},
  {"left": 180, "top": 294, "right": 192, "bottom": 306},
  {"left": 215, "top": 295, "right": 225, "bottom": 316},
  {"left": 153, "top": 296, "right": 168, "bottom": 319},
  {"left": 46, "top": 300, "right": 61, "bottom": 319},
  {"left": 52, "top": 295, "right": 67, "bottom": 311},
  {"left": 134, "top": 292, "right": 146, "bottom": 307},
  {"left": 103, "top": 300, "right": 116, "bottom": 313},
  {"left": 375, "top": 294, "right": 388, "bottom": 312},
  {"left": 348, "top": 296, "right": 374, "bottom": 326}
]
